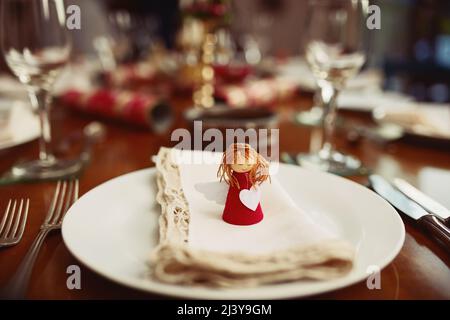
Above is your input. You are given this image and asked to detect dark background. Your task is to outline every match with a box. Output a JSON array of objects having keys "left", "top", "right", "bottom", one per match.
[{"left": 0, "top": 0, "right": 449, "bottom": 102}]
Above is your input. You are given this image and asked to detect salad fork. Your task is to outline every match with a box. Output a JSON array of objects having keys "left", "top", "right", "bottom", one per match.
[
  {"left": 0, "top": 199, "right": 30, "bottom": 248},
  {"left": 0, "top": 180, "right": 79, "bottom": 299}
]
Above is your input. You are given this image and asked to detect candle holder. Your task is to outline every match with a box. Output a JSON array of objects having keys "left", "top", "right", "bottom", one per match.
[
  {"left": 192, "top": 28, "right": 217, "bottom": 108},
  {"left": 179, "top": 0, "right": 230, "bottom": 109}
]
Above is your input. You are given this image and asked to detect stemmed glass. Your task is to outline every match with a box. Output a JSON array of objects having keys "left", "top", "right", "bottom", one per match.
[
  {"left": 1, "top": 0, "right": 80, "bottom": 179},
  {"left": 298, "top": 0, "right": 368, "bottom": 175}
]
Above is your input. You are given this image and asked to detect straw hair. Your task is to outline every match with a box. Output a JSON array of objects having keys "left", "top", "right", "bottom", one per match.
[{"left": 217, "top": 143, "right": 270, "bottom": 188}]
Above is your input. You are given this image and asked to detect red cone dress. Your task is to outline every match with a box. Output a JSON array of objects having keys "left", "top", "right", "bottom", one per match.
[{"left": 222, "top": 171, "right": 264, "bottom": 225}]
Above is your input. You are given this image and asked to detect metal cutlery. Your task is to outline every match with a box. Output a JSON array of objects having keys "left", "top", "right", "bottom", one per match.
[
  {"left": 0, "top": 199, "right": 29, "bottom": 248},
  {"left": 280, "top": 151, "right": 371, "bottom": 176},
  {"left": 0, "top": 180, "right": 79, "bottom": 299},
  {"left": 393, "top": 178, "right": 450, "bottom": 224},
  {"left": 369, "top": 175, "right": 450, "bottom": 252}
]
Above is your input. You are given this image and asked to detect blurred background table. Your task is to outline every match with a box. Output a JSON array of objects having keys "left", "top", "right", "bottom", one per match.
[
  {"left": 0, "top": 0, "right": 450, "bottom": 300},
  {"left": 0, "top": 94, "right": 449, "bottom": 299}
]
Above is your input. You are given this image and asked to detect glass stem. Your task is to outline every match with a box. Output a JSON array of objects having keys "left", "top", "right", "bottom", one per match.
[
  {"left": 28, "top": 89, "right": 53, "bottom": 162},
  {"left": 319, "top": 82, "right": 339, "bottom": 159}
]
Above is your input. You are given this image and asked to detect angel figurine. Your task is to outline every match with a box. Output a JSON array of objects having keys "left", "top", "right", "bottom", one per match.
[{"left": 217, "top": 143, "right": 270, "bottom": 226}]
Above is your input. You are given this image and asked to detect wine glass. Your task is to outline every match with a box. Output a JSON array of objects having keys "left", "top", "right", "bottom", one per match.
[
  {"left": 1, "top": 0, "right": 80, "bottom": 179},
  {"left": 297, "top": 0, "right": 368, "bottom": 175}
]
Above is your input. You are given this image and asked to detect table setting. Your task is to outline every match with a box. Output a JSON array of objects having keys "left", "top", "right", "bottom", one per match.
[
  {"left": 0, "top": 0, "right": 449, "bottom": 302},
  {"left": 59, "top": 146, "right": 404, "bottom": 299}
]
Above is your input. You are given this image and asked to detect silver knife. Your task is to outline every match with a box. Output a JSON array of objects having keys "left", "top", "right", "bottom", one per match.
[
  {"left": 393, "top": 178, "right": 450, "bottom": 222},
  {"left": 369, "top": 175, "right": 450, "bottom": 252}
]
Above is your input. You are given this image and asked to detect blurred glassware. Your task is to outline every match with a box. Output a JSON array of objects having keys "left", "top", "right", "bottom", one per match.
[
  {"left": 110, "top": 10, "right": 160, "bottom": 62},
  {"left": 178, "top": 17, "right": 206, "bottom": 66},
  {"left": 276, "top": 57, "right": 383, "bottom": 93},
  {"left": 92, "top": 36, "right": 118, "bottom": 71},
  {"left": 241, "top": 35, "right": 262, "bottom": 66},
  {"left": 231, "top": 13, "right": 273, "bottom": 67},
  {"left": 297, "top": 0, "right": 368, "bottom": 176},
  {"left": 93, "top": 9, "right": 161, "bottom": 70},
  {"left": 247, "top": 10, "right": 273, "bottom": 65},
  {"left": 0, "top": 0, "right": 82, "bottom": 180},
  {"left": 215, "top": 28, "right": 235, "bottom": 65}
]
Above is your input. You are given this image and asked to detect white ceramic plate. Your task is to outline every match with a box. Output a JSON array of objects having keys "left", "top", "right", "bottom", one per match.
[
  {"left": 0, "top": 100, "right": 40, "bottom": 150},
  {"left": 62, "top": 165, "right": 405, "bottom": 299}
]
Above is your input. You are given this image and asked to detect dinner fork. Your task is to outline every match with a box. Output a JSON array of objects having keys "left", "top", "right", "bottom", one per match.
[
  {"left": 0, "top": 180, "right": 79, "bottom": 299},
  {"left": 0, "top": 199, "right": 30, "bottom": 248}
]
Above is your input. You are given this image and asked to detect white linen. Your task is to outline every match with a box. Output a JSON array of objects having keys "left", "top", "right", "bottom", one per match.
[
  {"left": 375, "top": 102, "right": 450, "bottom": 139},
  {"left": 178, "top": 158, "right": 338, "bottom": 255}
]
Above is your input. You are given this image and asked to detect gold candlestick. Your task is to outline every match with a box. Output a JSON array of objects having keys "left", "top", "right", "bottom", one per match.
[
  {"left": 193, "top": 31, "right": 217, "bottom": 108},
  {"left": 179, "top": 0, "right": 229, "bottom": 109}
]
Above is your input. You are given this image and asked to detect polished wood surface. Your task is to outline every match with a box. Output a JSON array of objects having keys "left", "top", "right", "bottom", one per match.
[{"left": 0, "top": 94, "right": 449, "bottom": 299}]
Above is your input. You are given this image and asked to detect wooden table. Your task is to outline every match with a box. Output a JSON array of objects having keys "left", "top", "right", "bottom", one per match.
[{"left": 0, "top": 94, "right": 449, "bottom": 299}]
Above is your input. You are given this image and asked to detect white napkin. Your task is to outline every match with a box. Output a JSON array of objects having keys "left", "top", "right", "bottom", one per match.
[
  {"left": 337, "top": 89, "right": 412, "bottom": 112},
  {"left": 178, "top": 152, "right": 338, "bottom": 255},
  {"left": 374, "top": 102, "right": 450, "bottom": 139}
]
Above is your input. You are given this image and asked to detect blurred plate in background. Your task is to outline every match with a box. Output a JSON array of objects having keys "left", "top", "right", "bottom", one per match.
[
  {"left": 373, "top": 102, "right": 450, "bottom": 143},
  {"left": 0, "top": 99, "right": 40, "bottom": 150}
]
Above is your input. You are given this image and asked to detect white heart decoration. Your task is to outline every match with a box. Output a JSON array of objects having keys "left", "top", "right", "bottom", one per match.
[{"left": 239, "top": 187, "right": 261, "bottom": 211}]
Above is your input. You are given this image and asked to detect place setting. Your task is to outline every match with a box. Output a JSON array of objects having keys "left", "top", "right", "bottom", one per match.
[
  {"left": 0, "top": 0, "right": 449, "bottom": 303},
  {"left": 61, "top": 144, "right": 405, "bottom": 299}
]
